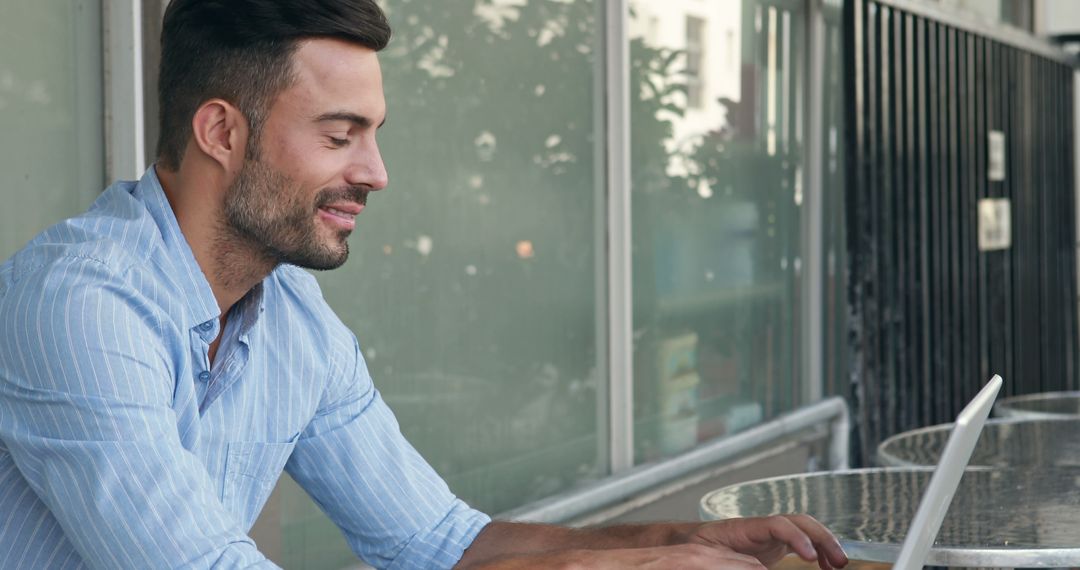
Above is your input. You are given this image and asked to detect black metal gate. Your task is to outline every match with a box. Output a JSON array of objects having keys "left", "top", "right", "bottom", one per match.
[{"left": 843, "top": 0, "right": 1078, "bottom": 462}]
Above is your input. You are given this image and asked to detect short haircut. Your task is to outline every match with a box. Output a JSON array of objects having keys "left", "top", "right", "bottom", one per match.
[{"left": 157, "top": 0, "right": 392, "bottom": 170}]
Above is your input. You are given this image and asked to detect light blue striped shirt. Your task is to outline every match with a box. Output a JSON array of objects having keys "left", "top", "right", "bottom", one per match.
[{"left": 0, "top": 168, "right": 490, "bottom": 569}]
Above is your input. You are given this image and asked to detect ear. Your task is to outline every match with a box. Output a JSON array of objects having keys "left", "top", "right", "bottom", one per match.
[{"left": 190, "top": 99, "right": 250, "bottom": 173}]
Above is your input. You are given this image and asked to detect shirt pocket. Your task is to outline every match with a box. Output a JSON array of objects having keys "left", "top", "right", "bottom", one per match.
[{"left": 222, "top": 434, "right": 298, "bottom": 531}]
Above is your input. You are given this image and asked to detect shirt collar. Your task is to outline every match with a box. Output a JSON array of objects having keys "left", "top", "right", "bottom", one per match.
[{"left": 133, "top": 165, "right": 222, "bottom": 330}]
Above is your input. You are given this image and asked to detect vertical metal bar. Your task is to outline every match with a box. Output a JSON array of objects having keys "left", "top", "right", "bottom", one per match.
[
  {"left": 1003, "top": 44, "right": 1016, "bottom": 393},
  {"left": 975, "top": 35, "right": 990, "bottom": 385},
  {"left": 1038, "top": 56, "right": 1053, "bottom": 391},
  {"left": 1052, "top": 62, "right": 1069, "bottom": 391},
  {"left": 104, "top": 0, "right": 147, "bottom": 181},
  {"left": 987, "top": 38, "right": 1002, "bottom": 385},
  {"left": 1053, "top": 61, "right": 1067, "bottom": 391},
  {"left": 1002, "top": 44, "right": 1019, "bottom": 397},
  {"left": 965, "top": 33, "right": 979, "bottom": 397},
  {"left": 866, "top": 0, "right": 882, "bottom": 458},
  {"left": 916, "top": 14, "right": 932, "bottom": 427},
  {"left": 843, "top": 0, "right": 868, "bottom": 462},
  {"left": 1011, "top": 46, "right": 1024, "bottom": 397},
  {"left": 879, "top": 4, "right": 895, "bottom": 440},
  {"left": 803, "top": 0, "right": 827, "bottom": 405},
  {"left": 931, "top": 20, "right": 944, "bottom": 413},
  {"left": 591, "top": 0, "right": 611, "bottom": 478},
  {"left": 1051, "top": 59, "right": 1063, "bottom": 390},
  {"left": 946, "top": 26, "right": 961, "bottom": 413},
  {"left": 1058, "top": 64, "right": 1071, "bottom": 390},
  {"left": 785, "top": 6, "right": 800, "bottom": 413},
  {"left": 605, "top": 0, "right": 633, "bottom": 474},
  {"left": 938, "top": 21, "right": 951, "bottom": 417},
  {"left": 1025, "top": 51, "right": 1041, "bottom": 391},
  {"left": 1015, "top": 50, "right": 1033, "bottom": 393},
  {"left": 956, "top": 29, "right": 967, "bottom": 399},
  {"left": 1066, "top": 68, "right": 1079, "bottom": 389},
  {"left": 1050, "top": 57, "right": 1060, "bottom": 391},
  {"left": 892, "top": 8, "right": 909, "bottom": 433},
  {"left": 1062, "top": 63, "right": 1076, "bottom": 390},
  {"left": 928, "top": 18, "right": 946, "bottom": 418},
  {"left": 958, "top": 31, "right": 972, "bottom": 399},
  {"left": 1057, "top": 62, "right": 1072, "bottom": 390},
  {"left": 1048, "top": 61, "right": 1061, "bottom": 389},
  {"left": 902, "top": 11, "right": 920, "bottom": 427}
]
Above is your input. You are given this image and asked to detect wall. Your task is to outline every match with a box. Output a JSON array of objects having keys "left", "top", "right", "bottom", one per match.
[{"left": 844, "top": 0, "right": 1079, "bottom": 462}]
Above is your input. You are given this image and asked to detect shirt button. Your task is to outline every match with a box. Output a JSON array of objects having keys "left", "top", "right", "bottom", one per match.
[
  {"left": 199, "top": 321, "right": 214, "bottom": 331},
  {"left": 197, "top": 371, "right": 211, "bottom": 381}
]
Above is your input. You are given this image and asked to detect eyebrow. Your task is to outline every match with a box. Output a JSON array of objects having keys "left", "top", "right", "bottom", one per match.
[{"left": 314, "top": 111, "right": 387, "bottom": 129}]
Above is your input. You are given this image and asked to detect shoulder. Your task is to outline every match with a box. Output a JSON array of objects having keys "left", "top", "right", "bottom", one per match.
[
  {"left": 0, "top": 250, "right": 167, "bottom": 342},
  {"left": 0, "top": 183, "right": 176, "bottom": 346},
  {"left": 0, "top": 248, "right": 176, "bottom": 400},
  {"left": 2, "top": 181, "right": 162, "bottom": 288}
]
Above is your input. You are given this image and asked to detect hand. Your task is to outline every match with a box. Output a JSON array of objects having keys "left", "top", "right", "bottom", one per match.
[{"left": 683, "top": 515, "right": 849, "bottom": 570}]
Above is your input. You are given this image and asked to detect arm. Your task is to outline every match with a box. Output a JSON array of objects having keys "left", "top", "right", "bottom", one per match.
[
  {"left": 455, "top": 517, "right": 849, "bottom": 570},
  {"left": 0, "top": 259, "right": 277, "bottom": 569},
  {"left": 284, "top": 335, "right": 489, "bottom": 569}
]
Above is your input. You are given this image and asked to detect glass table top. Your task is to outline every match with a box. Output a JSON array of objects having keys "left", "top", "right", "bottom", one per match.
[
  {"left": 700, "top": 468, "right": 1080, "bottom": 567},
  {"left": 877, "top": 418, "right": 1080, "bottom": 468},
  {"left": 995, "top": 391, "right": 1080, "bottom": 419}
]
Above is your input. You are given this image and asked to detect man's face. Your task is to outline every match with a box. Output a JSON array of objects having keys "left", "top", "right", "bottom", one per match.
[{"left": 224, "top": 39, "right": 388, "bottom": 270}]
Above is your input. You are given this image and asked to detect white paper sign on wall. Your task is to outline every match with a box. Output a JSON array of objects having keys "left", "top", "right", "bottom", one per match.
[
  {"left": 988, "top": 131, "right": 1006, "bottom": 181},
  {"left": 978, "top": 198, "right": 1011, "bottom": 251}
]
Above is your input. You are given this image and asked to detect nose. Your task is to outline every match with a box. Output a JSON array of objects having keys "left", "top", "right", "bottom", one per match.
[{"left": 344, "top": 139, "right": 389, "bottom": 191}]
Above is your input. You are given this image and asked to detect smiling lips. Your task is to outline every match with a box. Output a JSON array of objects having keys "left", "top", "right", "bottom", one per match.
[{"left": 318, "top": 202, "right": 363, "bottom": 231}]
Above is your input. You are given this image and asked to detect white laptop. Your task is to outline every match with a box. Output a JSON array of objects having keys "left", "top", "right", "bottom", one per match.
[{"left": 891, "top": 374, "right": 1003, "bottom": 570}]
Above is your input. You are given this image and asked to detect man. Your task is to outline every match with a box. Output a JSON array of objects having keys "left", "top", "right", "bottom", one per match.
[{"left": 0, "top": 1, "right": 850, "bottom": 568}]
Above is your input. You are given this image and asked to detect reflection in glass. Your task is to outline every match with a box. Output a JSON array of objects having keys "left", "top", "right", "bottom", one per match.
[
  {"left": 822, "top": 0, "right": 848, "bottom": 401},
  {"left": 630, "top": 0, "right": 806, "bottom": 463},
  {"left": 265, "top": 1, "right": 607, "bottom": 568}
]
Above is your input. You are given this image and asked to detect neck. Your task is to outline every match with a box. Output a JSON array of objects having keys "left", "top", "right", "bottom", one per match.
[{"left": 157, "top": 164, "right": 275, "bottom": 315}]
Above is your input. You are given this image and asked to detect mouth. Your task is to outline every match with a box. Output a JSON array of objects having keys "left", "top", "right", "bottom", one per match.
[{"left": 317, "top": 201, "right": 364, "bottom": 231}]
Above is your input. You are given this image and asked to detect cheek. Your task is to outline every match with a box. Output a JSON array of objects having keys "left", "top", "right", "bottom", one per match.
[
  {"left": 265, "top": 138, "right": 310, "bottom": 178},
  {"left": 266, "top": 139, "right": 340, "bottom": 189}
]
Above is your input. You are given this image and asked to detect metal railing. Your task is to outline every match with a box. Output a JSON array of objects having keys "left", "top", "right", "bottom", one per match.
[{"left": 501, "top": 397, "right": 849, "bottom": 524}]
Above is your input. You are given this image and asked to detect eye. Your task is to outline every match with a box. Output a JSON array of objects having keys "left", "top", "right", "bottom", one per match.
[{"left": 327, "top": 136, "right": 350, "bottom": 148}]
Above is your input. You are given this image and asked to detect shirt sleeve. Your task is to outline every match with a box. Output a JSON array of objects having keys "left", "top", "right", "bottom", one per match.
[
  {"left": 285, "top": 334, "right": 491, "bottom": 570},
  {"left": 0, "top": 257, "right": 278, "bottom": 569}
]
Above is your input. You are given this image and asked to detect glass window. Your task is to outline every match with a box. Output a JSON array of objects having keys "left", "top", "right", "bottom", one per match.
[
  {"left": 629, "top": 0, "right": 807, "bottom": 463},
  {"left": 686, "top": 16, "right": 706, "bottom": 109},
  {"left": 269, "top": 1, "right": 608, "bottom": 567},
  {"left": 0, "top": 1, "right": 104, "bottom": 259},
  {"left": 918, "top": 0, "right": 1034, "bottom": 30},
  {"left": 822, "top": 0, "right": 847, "bottom": 399}
]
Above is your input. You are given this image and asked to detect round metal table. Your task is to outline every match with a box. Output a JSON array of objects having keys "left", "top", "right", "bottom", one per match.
[
  {"left": 876, "top": 418, "right": 1080, "bottom": 468},
  {"left": 995, "top": 391, "right": 1080, "bottom": 419},
  {"left": 699, "top": 468, "right": 1080, "bottom": 567}
]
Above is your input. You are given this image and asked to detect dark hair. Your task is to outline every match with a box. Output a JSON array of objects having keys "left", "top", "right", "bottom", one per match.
[{"left": 157, "top": 0, "right": 391, "bottom": 170}]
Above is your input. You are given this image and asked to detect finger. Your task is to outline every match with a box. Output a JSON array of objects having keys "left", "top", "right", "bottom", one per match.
[
  {"left": 786, "top": 515, "right": 849, "bottom": 568},
  {"left": 817, "top": 548, "right": 834, "bottom": 570},
  {"left": 762, "top": 515, "right": 817, "bottom": 562}
]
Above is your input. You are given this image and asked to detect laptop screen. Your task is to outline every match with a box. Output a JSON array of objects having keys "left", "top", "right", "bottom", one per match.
[{"left": 891, "top": 375, "right": 1003, "bottom": 570}]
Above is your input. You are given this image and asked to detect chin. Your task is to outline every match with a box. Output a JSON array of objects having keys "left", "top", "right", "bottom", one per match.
[{"left": 288, "top": 242, "right": 350, "bottom": 271}]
